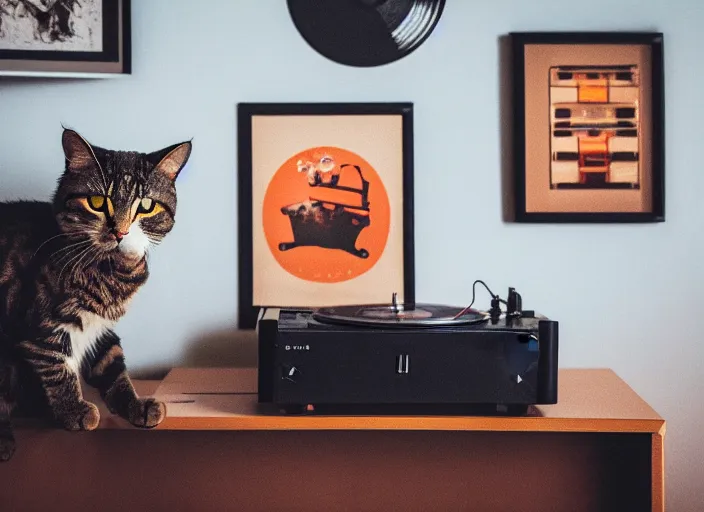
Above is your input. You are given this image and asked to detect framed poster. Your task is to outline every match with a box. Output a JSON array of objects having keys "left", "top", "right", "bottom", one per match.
[
  {"left": 510, "top": 32, "right": 665, "bottom": 222},
  {"left": 238, "top": 102, "right": 415, "bottom": 329},
  {"left": 0, "top": 0, "right": 130, "bottom": 77}
]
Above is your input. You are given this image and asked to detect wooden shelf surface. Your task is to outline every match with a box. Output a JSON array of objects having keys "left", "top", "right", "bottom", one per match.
[
  {"left": 88, "top": 367, "right": 663, "bottom": 434},
  {"left": 15, "top": 367, "right": 661, "bottom": 434}
]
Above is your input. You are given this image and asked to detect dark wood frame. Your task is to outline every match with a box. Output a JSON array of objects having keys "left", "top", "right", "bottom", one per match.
[
  {"left": 0, "top": 0, "right": 131, "bottom": 77},
  {"left": 237, "top": 102, "right": 415, "bottom": 329},
  {"left": 510, "top": 31, "right": 665, "bottom": 223}
]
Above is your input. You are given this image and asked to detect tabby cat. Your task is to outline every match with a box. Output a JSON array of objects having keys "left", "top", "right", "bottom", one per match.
[{"left": 0, "top": 128, "right": 192, "bottom": 461}]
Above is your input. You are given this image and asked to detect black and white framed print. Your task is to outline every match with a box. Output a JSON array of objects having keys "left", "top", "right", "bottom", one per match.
[{"left": 0, "top": 0, "right": 130, "bottom": 77}]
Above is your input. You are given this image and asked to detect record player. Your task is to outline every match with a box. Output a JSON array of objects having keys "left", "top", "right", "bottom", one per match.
[{"left": 257, "top": 283, "right": 558, "bottom": 415}]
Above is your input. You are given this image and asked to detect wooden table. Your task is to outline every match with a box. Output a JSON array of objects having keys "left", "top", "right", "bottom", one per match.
[{"left": 2, "top": 368, "right": 665, "bottom": 512}]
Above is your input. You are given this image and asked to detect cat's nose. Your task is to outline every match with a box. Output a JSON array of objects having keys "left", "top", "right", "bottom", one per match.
[{"left": 112, "top": 229, "right": 128, "bottom": 242}]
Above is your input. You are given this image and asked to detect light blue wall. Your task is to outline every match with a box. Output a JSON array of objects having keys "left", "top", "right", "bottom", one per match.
[{"left": 1, "top": 1, "right": 702, "bottom": 508}]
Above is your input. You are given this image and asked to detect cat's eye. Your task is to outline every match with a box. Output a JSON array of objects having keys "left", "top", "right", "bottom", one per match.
[
  {"left": 88, "top": 195, "right": 105, "bottom": 210},
  {"left": 133, "top": 197, "right": 164, "bottom": 219},
  {"left": 138, "top": 197, "right": 155, "bottom": 214},
  {"left": 84, "top": 195, "right": 113, "bottom": 216}
]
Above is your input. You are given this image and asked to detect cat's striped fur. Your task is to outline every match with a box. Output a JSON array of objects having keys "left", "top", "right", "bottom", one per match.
[{"left": 0, "top": 128, "right": 191, "bottom": 461}]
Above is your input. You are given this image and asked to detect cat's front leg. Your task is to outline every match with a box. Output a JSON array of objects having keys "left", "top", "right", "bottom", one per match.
[
  {"left": 0, "top": 400, "right": 15, "bottom": 461},
  {"left": 0, "top": 361, "right": 18, "bottom": 461},
  {"left": 82, "top": 330, "right": 166, "bottom": 428},
  {"left": 19, "top": 338, "right": 100, "bottom": 431}
]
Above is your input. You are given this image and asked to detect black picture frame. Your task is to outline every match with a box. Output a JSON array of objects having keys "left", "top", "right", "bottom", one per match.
[
  {"left": 0, "top": 0, "right": 131, "bottom": 77},
  {"left": 237, "top": 102, "right": 415, "bottom": 329},
  {"left": 510, "top": 31, "right": 665, "bottom": 223}
]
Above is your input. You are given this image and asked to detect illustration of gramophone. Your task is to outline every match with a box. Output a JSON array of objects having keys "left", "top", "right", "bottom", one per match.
[{"left": 279, "top": 163, "right": 372, "bottom": 259}]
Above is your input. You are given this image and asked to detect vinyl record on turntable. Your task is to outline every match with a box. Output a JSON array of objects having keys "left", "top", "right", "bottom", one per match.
[
  {"left": 313, "top": 303, "right": 490, "bottom": 328},
  {"left": 286, "top": 0, "right": 446, "bottom": 67}
]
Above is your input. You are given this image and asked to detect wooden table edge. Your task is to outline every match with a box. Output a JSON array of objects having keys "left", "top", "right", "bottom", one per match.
[
  {"left": 652, "top": 426, "right": 666, "bottom": 512},
  {"left": 13, "top": 415, "right": 665, "bottom": 436},
  {"left": 143, "top": 416, "right": 665, "bottom": 434}
]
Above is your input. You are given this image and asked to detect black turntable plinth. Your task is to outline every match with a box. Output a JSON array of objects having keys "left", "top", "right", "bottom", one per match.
[{"left": 258, "top": 296, "right": 559, "bottom": 416}]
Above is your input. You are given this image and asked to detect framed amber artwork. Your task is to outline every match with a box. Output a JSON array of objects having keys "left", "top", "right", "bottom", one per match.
[
  {"left": 510, "top": 32, "right": 665, "bottom": 222},
  {"left": 237, "top": 103, "right": 415, "bottom": 329}
]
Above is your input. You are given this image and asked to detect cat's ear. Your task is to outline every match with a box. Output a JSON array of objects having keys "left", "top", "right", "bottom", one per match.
[
  {"left": 151, "top": 141, "right": 192, "bottom": 181},
  {"left": 62, "top": 128, "right": 99, "bottom": 173}
]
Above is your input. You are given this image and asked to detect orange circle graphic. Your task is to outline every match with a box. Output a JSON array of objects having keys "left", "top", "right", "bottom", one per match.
[{"left": 262, "top": 146, "right": 390, "bottom": 283}]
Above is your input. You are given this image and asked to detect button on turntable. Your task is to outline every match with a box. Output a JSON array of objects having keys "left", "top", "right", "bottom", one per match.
[{"left": 396, "top": 354, "right": 410, "bottom": 374}]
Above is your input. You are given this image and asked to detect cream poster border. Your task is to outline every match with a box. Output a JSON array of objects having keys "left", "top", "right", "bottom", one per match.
[
  {"left": 523, "top": 43, "right": 653, "bottom": 213},
  {"left": 251, "top": 114, "right": 407, "bottom": 308}
]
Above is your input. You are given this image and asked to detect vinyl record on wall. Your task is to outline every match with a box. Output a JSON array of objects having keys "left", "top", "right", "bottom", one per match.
[{"left": 287, "top": 0, "right": 446, "bottom": 67}]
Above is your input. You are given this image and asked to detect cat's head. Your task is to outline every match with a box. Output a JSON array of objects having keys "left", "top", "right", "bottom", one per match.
[{"left": 53, "top": 128, "right": 192, "bottom": 260}]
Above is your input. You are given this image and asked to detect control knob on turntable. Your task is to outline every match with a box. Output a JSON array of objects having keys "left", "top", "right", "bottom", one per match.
[{"left": 282, "top": 364, "right": 301, "bottom": 382}]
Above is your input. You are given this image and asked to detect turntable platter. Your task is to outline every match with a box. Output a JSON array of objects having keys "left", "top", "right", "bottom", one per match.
[{"left": 312, "top": 303, "right": 490, "bottom": 328}]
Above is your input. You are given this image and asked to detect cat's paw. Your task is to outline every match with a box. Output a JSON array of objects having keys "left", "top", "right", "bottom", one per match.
[
  {"left": 127, "top": 398, "right": 166, "bottom": 428},
  {"left": 0, "top": 436, "right": 15, "bottom": 462},
  {"left": 58, "top": 400, "right": 101, "bottom": 431}
]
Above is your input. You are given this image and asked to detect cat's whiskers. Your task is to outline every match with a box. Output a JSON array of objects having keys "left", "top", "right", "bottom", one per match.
[
  {"left": 81, "top": 248, "right": 104, "bottom": 273},
  {"left": 31, "top": 232, "right": 75, "bottom": 260},
  {"left": 50, "top": 238, "right": 101, "bottom": 274},
  {"left": 141, "top": 230, "right": 163, "bottom": 246},
  {"left": 53, "top": 229, "right": 104, "bottom": 279},
  {"left": 58, "top": 244, "right": 94, "bottom": 283},
  {"left": 71, "top": 245, "right": 99, "bottom": 279},
  {"left": 48, "top": 236, "right": 91, "bottom": 257},
  {"left": 48, "top": 239, "right": 92, "bottom": 266},
  {"left": 64, "top": 153, "right": 108, "bottom": 193},
  {"left": 91, "top": 152, "right": 109, "bottom": 193},
  {"left": 86, "top": 175, "right": 106, "bottom": 195},
  {"left": 80, "top": 243, "right": 106, "bottom": 271}
]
